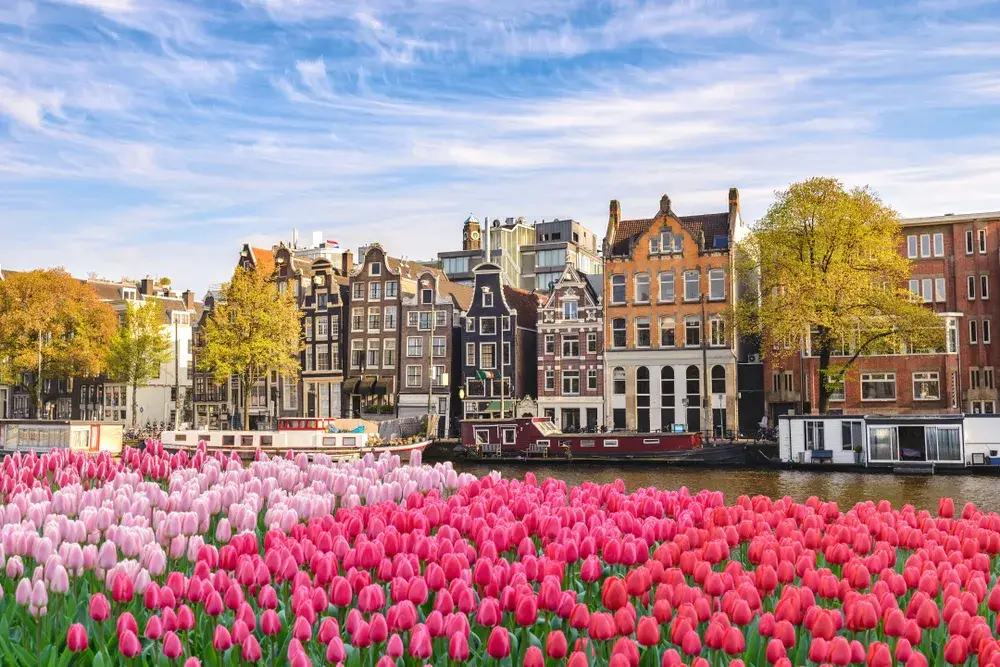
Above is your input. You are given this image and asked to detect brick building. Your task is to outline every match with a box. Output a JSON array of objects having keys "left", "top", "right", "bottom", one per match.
[
  {"left": 603, "top": 190, "right": 743, "bottom": 435},
  {"left": 537, "top": 264, "right": 604, "bottom": 431},
  {"left": 763, "top": 209, "right": 1000, "bottom": 421}
]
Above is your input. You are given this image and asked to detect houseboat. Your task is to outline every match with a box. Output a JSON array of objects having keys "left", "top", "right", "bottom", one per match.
[
  {"left": 160, "top": 417, "right": 431, "bottom": 461},
  {"left": 778, "top": 413, "right": 1000, "bottom": 473},
  {"left": 458, "top": 417, "right": 747, "bottom": 464},
  {"left": 0, "top": 420, "right": 124, "bottom": 456}
]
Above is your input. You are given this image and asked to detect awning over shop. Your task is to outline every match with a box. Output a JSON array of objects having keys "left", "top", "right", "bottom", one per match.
[
  {"left": 343, "top": 378, "right": 361, "bottom": 394},
  {"left": 359, "top": 377, "right": 377, "bottom": 395},
  {"left": 373, "top": 379, "right": 391, "bottom": 395}
]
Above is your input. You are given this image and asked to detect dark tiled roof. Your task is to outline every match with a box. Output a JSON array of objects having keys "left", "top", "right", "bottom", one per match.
[
  {"left": 609, "top": 211, "right": 730, "bottom": 255},
  {"left": 503, "top": 285, "right": 543, "bottom": 329}
]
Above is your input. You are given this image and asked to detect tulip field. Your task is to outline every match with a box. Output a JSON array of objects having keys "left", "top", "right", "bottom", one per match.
[{"left": 2, "top": 443, "right": 1000, "bottom": 667}]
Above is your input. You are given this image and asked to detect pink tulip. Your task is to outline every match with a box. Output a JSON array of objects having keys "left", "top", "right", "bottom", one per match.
[
  {"left": 163, "top": 631, "right": 183, "bottom": 660},
  {"left": 67, "top": 623, "right": 88, "bottom": 652}
]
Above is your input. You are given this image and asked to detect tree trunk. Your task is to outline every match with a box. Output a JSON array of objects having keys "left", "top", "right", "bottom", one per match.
[
  {"left": 817, "top": 342, "right": 831, "bottom": 415},
  {"left": 132, "top": 381, "right": 139, "bottom": 427},
  {"left": 243, "top": 380, "right": 251, "bottom": 430},
  {"left": 36, "top": 331, "right": 43, "bottom": 419}
]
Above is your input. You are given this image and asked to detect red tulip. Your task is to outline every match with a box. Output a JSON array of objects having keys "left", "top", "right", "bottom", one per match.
[
  {"left": 177, "top": 605, "right": 195, "bottom": 631},
  {"left": 67, "top": 623, "right": 88, "bottom": 652},
  {"left": 895, "top": 638, "right": 914, "bottom": 663},
  {"left": 89, "top": 593, "right": 110, "bottom": 623},
  {"left": 112, "top": 572, "right": 134, "bottom": 603},
  {"left": 242, "top": 636, "right": 263, "bottom": 663},
  {"left": 661, "top": 649, "right": 682, "bottom": 667},
  {"left": 231, "top": 619, "right": 250, "bottom": 646},
  {"left": 570, "top": 603, "right": 591, "bottom": 630},
  {"left": 163, "top": 631, "right": 183, "bottom": 660},
  {"left": 409, "top": 625, "right": 432, "bottom": 660},
  {"left": 867, "top": 642, "right": 892, "bottom": 667},
  {"left": 516, "top": 595, "right": 538, "bottom": 626},
  {"left": 636, "top": 616, "right": 660, "bottom": 647},
  {"left": 828, "top": 636, "right": 851, "bottom": 666},
  {"left": 117, "top": 612, "right": 138, "bottom": 638},
  {"left": 449, "top": 632, "right": 470, "bottom": 661},
  {"left": 524, "top": 646, "right": 545, "bottom": 667},
  {"left": 569, "top": 651, "right": 589, "bottom": 667},
  {"left": 906, "top": 651, "right": 929, "bottom": 667},
  {"left": 293, "top": 616, "right": 312, "bottom": 642},
  {"left": 144, "top": 615, "right": 163, "bottom": 641},
  {"left": 212, "top": 625, "right": 232, "bottom": 652},
  {"left": 326, "top": 638, "right": 346, "bottom": 664},
  {"left": 944, "top": 636, "right": 968, "bottom": 665},
  {"left": 588, "top": 612, "right": 616, "bottom": 641},
  {"left": 808, "top": 637, "right": 829, "bottom": 663},
  {"left": 144, "top": 582, "right": 160, "bottom": 610},
  {"left": 547, "top": 630, "right": 568, "bottom": 658},
  {"left": 939, "top": 497, "right": 955, "bottom": 518},
  {"left": 766, "top": 638, "right": 786, "bottom": 663},
  {"left": 262, "top": 609, "right": 281, "bottom": 636},
  {"left": 602, "top": 577, "right": 628, "bottom": 611},
  {"left": 387, "top": 634, "right": 404, "bottom": 659},
  {"left": 487, "top": 627, "right": 511, "bottom": 659},
  {"left": 681, "top": 631, "right": 702, "bottom": 656},
  {"left": 722, "top": 626, "right": 745, "bottom": 655},
  {"left": 119, "top": 630, "right": 141, "bottom": 658},
  {"left": 204, "top": 590, "right": 224, "bottom": 616}
]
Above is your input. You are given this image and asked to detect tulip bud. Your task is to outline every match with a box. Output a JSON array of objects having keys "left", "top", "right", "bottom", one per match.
[{"left": 67, "top": 623, "right": 89, "bottom": 653}]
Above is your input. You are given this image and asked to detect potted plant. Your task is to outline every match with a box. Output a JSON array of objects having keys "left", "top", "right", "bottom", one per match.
[{"left": 853, "top": 444, "right": 863, "bottom": 464}]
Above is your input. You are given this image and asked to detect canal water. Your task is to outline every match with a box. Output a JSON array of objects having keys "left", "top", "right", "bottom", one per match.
[{"left": 452, "top": 463, "right": 1000, "bottom": 513}]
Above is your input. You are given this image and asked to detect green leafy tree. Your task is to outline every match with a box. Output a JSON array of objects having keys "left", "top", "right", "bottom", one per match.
[
  {"left": 105, "top": 299, "right": 172, "bottom": 426},
  {"left": 199, "top": 265, "right": 300, "bottom": 429},
  {"left": 736, "top": 177, "right": 945, "bottom": 413},
  {"left": 0, "top": 269, "right": 118, "bottom": 416}
]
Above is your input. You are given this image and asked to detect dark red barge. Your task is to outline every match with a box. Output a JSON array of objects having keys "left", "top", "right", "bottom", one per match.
[{"left": 458, "top": 417, "right": 747, "bottom": 465}]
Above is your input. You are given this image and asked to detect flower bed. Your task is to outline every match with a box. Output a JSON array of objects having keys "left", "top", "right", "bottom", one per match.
[{"left": 0, "top": 442, "right": 999, "bottom": 667}]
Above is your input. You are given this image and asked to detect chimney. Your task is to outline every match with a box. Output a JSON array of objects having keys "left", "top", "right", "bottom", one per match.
[
  {"left": 341, "top": 250, "right": 354, "bottom": 277},
  {"left": 606, "top": 200, "right": 621, "bottom": 255},
  {"left": 139, "top": 278, "right": 155, "bottom": 297},
  {"left": 292, "top": 228, "right": 299, "bottom": 248},
  {"left": 659, "top": 194, "right": 672, "bottom": 216},
  {"left": 182, "top": 290, "right": 196, "bottom": 310},
  {"left": 312, "top": 231, "right": 322, "bottom": 248},
  {"left": 728, "top": 187, "right": 740, "bottom": 219}
]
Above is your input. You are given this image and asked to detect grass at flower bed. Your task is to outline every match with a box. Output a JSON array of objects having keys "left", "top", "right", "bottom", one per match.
[{"left": 0, "top": 441, "right": 998, "bottom": 667}]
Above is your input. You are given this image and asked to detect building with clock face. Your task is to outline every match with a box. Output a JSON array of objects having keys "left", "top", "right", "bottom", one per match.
[{"left": 438, "top": 213, "right": 603, "bottom": 293}]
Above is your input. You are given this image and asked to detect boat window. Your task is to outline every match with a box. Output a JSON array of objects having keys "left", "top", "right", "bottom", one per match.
[
  {"left": 278, "top": 420, "right": 286, "bottom": 429},
  {"left": 323, "top": 437, "right": 338, "bottom": 446},
  {"left": 343, "top": 437, "right": 357, "bottom": 446},
  {"left": 175, "top": 434, "right": 187, "bottom": 442},
  {"left": 241, "top": 435, "right": 254, "bottom": 447},
  {"left": 310, "top": 421, "right": 318, "bottom": 429},
  {"left": 475, "top": 429, "right": 490, "bottom": 445},
  {"left": 198, "top": 434, "right": 210, "bottom": 443},
  {"left": 604, "top": 439, "right": 618, "bottom": 448},
  {"left": 581, "top": 440, "right": 595, "bottom": 448},
  {"left": 643, "top": 439, "right": 659, "bottom": 444},
  {"left": 502, "top": 428, "right": 516, "bottom": 445},
  {"left": 260, "top": 435, "right": 273, "bottom": 446},
  {"left": 222, "top": 435, "right": 235, "bottom": 446}
]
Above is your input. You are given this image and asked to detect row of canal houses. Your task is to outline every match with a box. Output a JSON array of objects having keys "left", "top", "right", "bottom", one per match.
[{"left": 196, "top": 188, "right": 750, "bottom": 437}]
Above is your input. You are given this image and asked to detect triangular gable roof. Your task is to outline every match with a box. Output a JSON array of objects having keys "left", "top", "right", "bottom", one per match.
[
  {"left": 542, "top": 265, "right": 599, "bottom": 309},
  {"left": 608, "top": 210, "right": 730, "bottom": 256}
]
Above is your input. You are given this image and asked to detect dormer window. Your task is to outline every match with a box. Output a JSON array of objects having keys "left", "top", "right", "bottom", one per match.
[
  {"left": 421, "top": 288, "right": 433, "bottom": 304},
  {"left": 121, "top": 287, "right": 136, "bottom": 301},
  {"left": 370, "top": 263, "right": 382, "bottom": 276},
  {"left": 484, "top": 292, "right": 494, "bottom": 308}
]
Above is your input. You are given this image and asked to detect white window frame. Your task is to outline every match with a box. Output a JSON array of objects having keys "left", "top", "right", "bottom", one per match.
[
  {"left": 481, "top": 343, "right": 496, "bottom": 369},
  {"left": 710, "top": 317, "right": 726, "bottom": 347},
  {"left": 544, "top": 334, "right": 555, "bottom": 354},
  {"left": 935, "top": 278, "right": 945, "bottom": 303},
  {"left": 383, "top": 339, "right": 395, "bottom": 368},
  {"left": 912, "top": 371, "right": 940, "bottom": 401},
  {"left": 982, "top": 275, "right": 990, "bottom": 300},
  {"left": 370, "top": 263, "right": 382, "bottom": 276},
  {"left": 660, "top": 317, "right": 676, "bottom": 348},
  {"left": 587, "top": 369, "right": 597, "bottom": 391},
  {"left": 544, "top": 370, "right": 555, "bottom": 391},
  {"left": 971, "top": 367, "right": 981, "bottom": 390},
  {"left": 432, "top": 336, "right": 446, "bottom": 358},
  {"left": 909, "top": 279, "right": 919, "bottom": 298},
  {"left": 933, "top": 233, "right": 944, "bottom": 257},
  {"left": 316, "top": 318, "right": 328, "bottom": 339},
  {"left": 861, "top": 372, "right": 896, "bottom": 401},
  {"left": 465, "top": 342, "right": 475, "bottom": 366},
  {"left": 562, "top": 301, "right": 579, "bottom": 321},
  {"left": 350, "top": 340, "right": 364, "bottom": 368},
  {"left": 385, "top": 281, "right": 398, "bottom": 298},
  {"left": 658, "top": 272, "right": 675, "bottom": 303},
  {"left": 317, "top": 347, "right": 330, "bottom": 371},
  {"left": 465, "top": 317, "right": 475, "bottom": 332},
  {"left": 351, "top": 307, "right": 365, "bottom": 332},
  {"left": 907, "top": 235, "right": 918, "bottom": 259},
  {"left": 603, "top": 439, "right": 619, "bottom": 448},
  {"left": 562, "top": 335, "right": 580, "bottom": 358},
  {"left": 709, "top": 269, "right": 725, "bottom": 301},
  {"left": 986, "top": 367, "right": 995, "bottom": 389},
  {"left": 921, "top": 278, "right": 932, "bottom": 303},
  {"left": 561, "top": 371, "right": 580, "bottom": 396},
  {"left": 610, "top": 274, "right": 626, "bottom": 305},
  {"left": 383, "top": 306, "right": 397, "bottom": 331},
  {"left": 985, "top": 319, "right": 992, "bottom": 345},
  {"left": 369, "top": 282, "right": 382, "bottom": 301},
  {"left": 634, "top": 274, "right": 650, "bottom": 304},
  {"left": 966, "top": 230, "right": 974, "bottom": 255},
  {"left": 969, "top": 275, "right": 976, "bottom": 300},
  {"left": 480, "top": 317, "right": 497, "bottom": 335},
  {"left": 587, "top": 332, "right": 597, "bottom": 354},
  {"left": 804, "top": 420, "right": 825, "bottom": 451},
  {"left": 635, "top": 317, "right": 651, "bottom": 348},
  {"left": 683, "top": 271, "right": 700, "bottom": 302},
  {"left": 920, "top": 234, "right": 931, "bottom": 258},
  {"left": 406, "top": 336, "right": 423, "bottom": 357},
  {"left": 979, "top": 229, "right": 988, "bottom": 254},
  {"left": 971, "top": 319, "right": 978, "bottom": 344},
  {"left": 352, "top": 282, "right": 365, "bottom": 300},
  {"left": 483, "top": 292, "right": 494, "bottom": 308},
  {"left": 366, "top": 339, "right": 380, "bottom": 368},
  {"left": 406, "top": 365, "right": 422, "bottom": 388},
  {"left": 367, "top": 306, "right": 381, "bottom": 332},
  {"left": 841, "top": 421, "right": 863, "bottom": 451}
]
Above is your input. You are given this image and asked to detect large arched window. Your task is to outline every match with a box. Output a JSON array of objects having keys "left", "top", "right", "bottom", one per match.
[
  {"left": 661, "top": 367, "right": 675, "bottom": 429},
  {"left": 636, "top": 367, "right": 650, "bottom": 432},
  {"left": 711, "top": 365, "right": 727, "bottom": 394}
]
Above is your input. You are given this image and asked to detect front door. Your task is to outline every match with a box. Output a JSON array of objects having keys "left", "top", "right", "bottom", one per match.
[
  {"left": 586, "top": 408, "right": 598, "bottom": 432},
  {"left": 562, "top": 409, "right": 580, "bottom": 432},
  {"left": 687, "top": 408, "right": 701, "bottom": 434},
  {"left": 712, "top": 408, "right": 727, "bottom": 437},
  {"left": 351, "top": 395, "right": 361, "bottom": 419}
]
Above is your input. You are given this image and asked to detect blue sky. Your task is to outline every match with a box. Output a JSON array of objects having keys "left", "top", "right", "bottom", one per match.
[{"left": 3, "top": 0, "right": 1000, "bottom": 294}]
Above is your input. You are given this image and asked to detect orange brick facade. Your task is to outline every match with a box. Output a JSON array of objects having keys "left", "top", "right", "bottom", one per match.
[
  {"left": 763, "top": 211, "right": 1000, "bottom": 421},
  {"left": 603, "top": 191, "right": 741, "bottom": 435}
]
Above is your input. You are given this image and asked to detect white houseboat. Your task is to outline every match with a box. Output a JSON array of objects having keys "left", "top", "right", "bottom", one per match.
[
  {"left": 0, "top": 420, "right": 124, "bottom": 456},
  {"left": 160, "top": 417, "right": 431, "bottom": 461},
  {"left": 779, "top": 413, "right": 1000, "bottom": 471}
]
